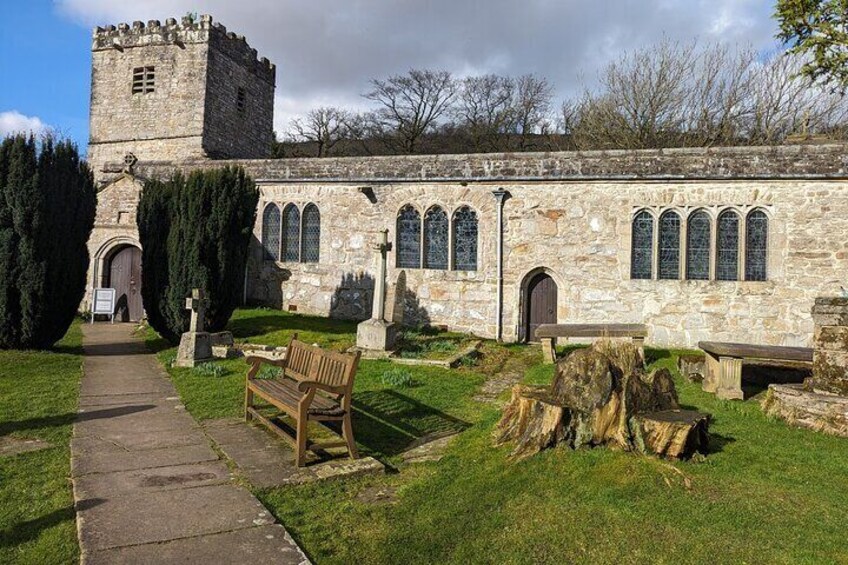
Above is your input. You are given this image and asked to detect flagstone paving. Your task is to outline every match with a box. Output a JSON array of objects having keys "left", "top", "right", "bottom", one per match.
[{"left": 72, "top": 324, "right": 309, "bottom": 564}]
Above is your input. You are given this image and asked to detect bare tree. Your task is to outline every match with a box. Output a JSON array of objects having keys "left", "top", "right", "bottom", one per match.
[
  {"left": 288, "top": 107, "right": 353, "bottom": 157},
  {"left": 455, "top": 74, "right": 515, "bottom": 151},
  {"left": 509, "top": 74, "right": 554, "bottom": 150},
  {"left": 364, "top": 69, "right": 458, "bottom": 154}
]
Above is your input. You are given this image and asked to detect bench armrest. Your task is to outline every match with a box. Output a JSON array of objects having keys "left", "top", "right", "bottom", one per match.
[
  {"left": 245, "top": 355, "right": 287, "bottom": 380},
  {"left": 296, "top": 380, "right": 346, "bottom": 395}
]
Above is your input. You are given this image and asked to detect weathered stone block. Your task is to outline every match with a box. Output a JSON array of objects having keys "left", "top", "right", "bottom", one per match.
[
  {"left": 356, "top": 319, "right": 397, "bottom": 351},
  {"left": 175, "top": 332, "right": 213, "bottom": 367}
]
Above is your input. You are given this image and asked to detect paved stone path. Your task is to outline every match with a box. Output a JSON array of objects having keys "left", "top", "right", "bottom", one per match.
[{"left": 72, "top": 324, "right": 309, "bottom": 564}]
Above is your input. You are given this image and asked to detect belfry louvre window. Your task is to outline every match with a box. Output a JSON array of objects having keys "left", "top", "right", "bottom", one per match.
[
  {"left": 262, "top": 204, "right": 281, "bottom": 262},
  {"left": 132, "top": 66, "right": 155, "bottom": 94},
  {"left": 237, "top": 87, "right": 246, "bottom": 113},
  {"left": 453, "top": 206, "right": 478, "bottom": 271},
  {"left": 423, "top": 206, "right": 449, "bottom": 270},
  {"left": 397, "top": 205, "right": 422, "bottom": 269}
]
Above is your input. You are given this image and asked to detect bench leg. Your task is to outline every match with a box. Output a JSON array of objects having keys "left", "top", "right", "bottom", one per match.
[
  {"left": 716, "top": 356, "right": 744, "bottom": 400},
  {"left": 541, "top": 337, "right": 556, "bottom": 364},
  {"left": 342, "top": 414, "right": 359, "bottom": 460},
  {"left": 244, "top": 387, "right": 254, "bottom": 422},
  {"left": 632, "top": 336, "right": 646, "bottom": 366},
  {"left": 295, "top": 413, "right": 308, "bottom": 467}
]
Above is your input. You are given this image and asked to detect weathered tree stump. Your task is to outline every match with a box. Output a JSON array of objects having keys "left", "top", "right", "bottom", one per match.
[{"left": 494, "top": 341, "right": 711, "bottom": 461}]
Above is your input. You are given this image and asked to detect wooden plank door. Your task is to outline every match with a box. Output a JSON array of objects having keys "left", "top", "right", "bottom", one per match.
[
  {"left": 526, "top": 273, "right": 557, "bottom": 342},
  {"left": 109, "top": 246, "right": 143, "bottom": 322}
]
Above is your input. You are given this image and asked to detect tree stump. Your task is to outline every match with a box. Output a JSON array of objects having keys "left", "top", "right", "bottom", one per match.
[
  {"left": 631, "top": 410, "right": 710, "bottom": 459},
  {"left": 493, "top": 341, "right": 711, "bottom": 461}
]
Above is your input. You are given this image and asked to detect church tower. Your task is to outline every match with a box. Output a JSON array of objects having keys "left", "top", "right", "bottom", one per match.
[{"left": 87, "top": 14, "right": 275, "bottom": 183}]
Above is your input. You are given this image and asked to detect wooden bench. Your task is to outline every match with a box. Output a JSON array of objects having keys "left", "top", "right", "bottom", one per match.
[
  {"left": 698, "top": 341, "right": 813, "bottom": 401},
  {"left": 535, "top": 323, "right": 648, "bottom": 364},
  {"left": 245, "top": 334, "right": 362, "bottom": 467}
]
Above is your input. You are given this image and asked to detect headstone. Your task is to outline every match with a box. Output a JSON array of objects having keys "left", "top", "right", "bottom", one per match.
[
  {"left": 384, "top": 270, "right": 406, "bottom": 326},
  {"left": 175, "top": 288, "right": 214, "bottom": 367},
  {"left": 356, "top": 230, "right": 398, "bottom": 351}
]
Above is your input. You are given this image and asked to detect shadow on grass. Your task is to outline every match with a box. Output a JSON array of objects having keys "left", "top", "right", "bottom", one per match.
[
  {"left": 645, "top": 348, "right": 672, "bottom": 364},
  {"left": 0, "top": 505, "right": 81, "bottom": 549},
  {"left": 227, "top": 314, "right": 357, "bottom": 341},
  {"left": 0, "top": 405, "right": 154, "bottom": 437},
  {"left": 351, "top": 389, "right": 470, "bottom": 458}
]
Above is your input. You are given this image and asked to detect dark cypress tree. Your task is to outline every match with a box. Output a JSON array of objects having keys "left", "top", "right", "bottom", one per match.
[
  {"left": 138, "top": 166, "right": 258, "bottom": 343},
  {"left": 0, "top": 134, "right": 95, "bottom": 349}
]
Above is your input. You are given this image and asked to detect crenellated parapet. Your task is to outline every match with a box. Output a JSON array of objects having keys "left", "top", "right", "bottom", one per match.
[{"left": 91, "top": 14, "right": 275, "bottom": 84}]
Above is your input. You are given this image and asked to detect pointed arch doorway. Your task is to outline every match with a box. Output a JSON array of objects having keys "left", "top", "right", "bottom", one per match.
[{"left": 521, "top": 270, "right": 558, "bottom": 342}]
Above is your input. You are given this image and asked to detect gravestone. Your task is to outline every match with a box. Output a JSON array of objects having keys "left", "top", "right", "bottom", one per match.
[
  {"left": 356, "top": 230, "right": 398, "bottom": 351},
  {"left": 175, "top": 288, "right": 214, "bottom": 367},
  {"left": 383, "top": 270, "right": 406, "bottom": 326}
]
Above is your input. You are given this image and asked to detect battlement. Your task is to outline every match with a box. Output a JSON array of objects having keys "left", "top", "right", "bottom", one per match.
[{"left": 91, "top": 14, "right": 275, "bottom": 84}]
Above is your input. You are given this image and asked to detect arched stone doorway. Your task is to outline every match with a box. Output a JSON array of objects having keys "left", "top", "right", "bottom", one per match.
[
  {"left": 520, "top": 270, "right": 559, "bottom": 342},
  {"left": 105, "top": 245, "right": 143, "bottom": 322}
]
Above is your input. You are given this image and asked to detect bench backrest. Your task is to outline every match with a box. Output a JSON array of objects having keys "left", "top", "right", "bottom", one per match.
[{"left": 284, "top": 335, "right": 361, "bottom": 393}]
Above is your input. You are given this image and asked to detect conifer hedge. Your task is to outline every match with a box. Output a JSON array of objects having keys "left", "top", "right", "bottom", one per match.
[
  {"left": 137, "top": 166, "right": 259, "bottom": 344},
  {"left": 0, "top": 134, "right": 96, "bottom": 349}
]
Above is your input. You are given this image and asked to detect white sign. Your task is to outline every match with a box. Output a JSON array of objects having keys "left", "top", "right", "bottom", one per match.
[{"left": 92, "top": 288, "right": 116, "bottom": 323}]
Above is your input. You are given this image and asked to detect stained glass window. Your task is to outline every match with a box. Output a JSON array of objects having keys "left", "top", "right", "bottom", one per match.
[
  {"left": 631, "top": 210, "right": 654, "bottom": 279},
  {"left": 423, "top": 206, "right": 448, "bottom": 270},
  {"left": 746, "top": 209, "right": 768, "bottom": 281},
  {"left": 716, "top": 210, "right": 740, "bottom": 281},
  {"left": 282, "top": 203, "right": 300, "bottom": 262},
  {"left": 686, "top": 210, "right": 710, "bottom": 280},
  {"left": 658, "top": 211, "right": 681, "bottom": 279},
  {"left": 396, "top": 205, "right": 421, "bottom": 268},
  {"left": 453, "top": 206, "right": 478, "bottom": 271},
  {"left": 261, "top": 203, "right": 280, "bottom": 262},
  {"left": 301, "top": 203, "right": 320, "bottom": 263}
]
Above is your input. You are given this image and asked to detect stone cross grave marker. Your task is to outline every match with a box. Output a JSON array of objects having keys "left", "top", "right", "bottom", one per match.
[{"left": 185, "top": 288, "right": 209, "bottom": 333}]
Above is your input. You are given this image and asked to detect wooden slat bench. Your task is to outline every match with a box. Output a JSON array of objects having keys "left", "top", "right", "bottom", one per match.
[
  {"left": 535, "top": 323, "right": 648, "bottom": 364},
  {"left": 698, "top": 341, "right": 813, "bottom": 401},
  {"left": 245, "top": 334, "right": 362, "bottom": 467}
]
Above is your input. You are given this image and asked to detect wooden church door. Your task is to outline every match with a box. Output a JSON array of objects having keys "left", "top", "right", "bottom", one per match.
[
  {"left": 109, "top": 246, "right": 143, "bottom": 322},
  {"left": 526, "top": 273, "right": 557, "bottom": 342}
]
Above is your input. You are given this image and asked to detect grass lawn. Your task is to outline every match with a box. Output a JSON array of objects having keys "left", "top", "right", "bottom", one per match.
[
  {"left": 150, "top": 310, "right": 848, "bottom": 564},
  {"left": 0, "top": 322, "right": 83, "bottom": 565}
]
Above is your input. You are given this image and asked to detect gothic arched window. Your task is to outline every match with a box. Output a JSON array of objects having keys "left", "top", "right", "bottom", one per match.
[
  {"left": 261, "top": 203, "right": 280, "bottom": 262},
  {"left": 630, "top": 210, "right": 654, "bottom": 280},
  {"left": 658, "top": 210, "right": 681, "bottom": 279},
  {"left": 396, "top": 205, "right": 421, "bottom": 268},
  {"left": 716, "top": 210, "right": 740, "bottom": 281},
  {"left": 453, "top": 206, "right": 478, "bottom": 271},
  {"left": 423, "top": 206, "right": 449, "bottom": 270},
  {"left": 686, "top": 210, "right": 711, "bottom": 280},
  {"left": 301, "top": 203, "right": 320, "bottom": 263},
  {"left": 746, "top": 209, "right": 769, "bottom": 281},
  {"left": 282, "top": 203, "right": 300, "bottom": 262}
]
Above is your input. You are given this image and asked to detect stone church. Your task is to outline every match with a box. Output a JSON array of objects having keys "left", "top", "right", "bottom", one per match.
[{"left": 86, "top": 14, "right": 848, "bottom": 347}]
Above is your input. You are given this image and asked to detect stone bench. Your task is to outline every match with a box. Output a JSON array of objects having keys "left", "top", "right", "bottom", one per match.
[
  {"left": 698, "top": 341, "right": 813, "bottom": 400},
  {"left": 535, "top": 323, "right": 648, "bottom": 364}
]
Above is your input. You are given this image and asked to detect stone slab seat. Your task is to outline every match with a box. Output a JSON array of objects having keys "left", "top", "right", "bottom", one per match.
[
  {"left": 535, "top": 323, "right": 648, "bottom": 364},
  {"left": 245, "top": 334, "right": 362, "bottom": 467},
  {"left": 698, "top": 340, "right": 814, "bottom": 401}
]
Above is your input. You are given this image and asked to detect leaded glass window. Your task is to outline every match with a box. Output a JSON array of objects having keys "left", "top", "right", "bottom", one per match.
[
  {"left": 282, "top": 203, "right": 300, "bottom": 262},
  {"left": 716, "top": 210, "right": 740, "bottom": 281},
  {"left": 658, "top": 211, "right": 681, "bottom": 279},
  {"left": 631, "top": 211, "right": 654, "bottom": 279},
  {"left": 686, "top": 210, "right": 710, "bottom": 280},
  {"left": 453, "top": 206, "right": 478, "bottom": 271},
  {"left": 423, "top": 206, "right": 448, "bottom": 270},
  {"left": 745, "top": 209, "right": 768, "bottom": 281},
  {"left": 261, "top": 203, "right": 280, "bottom": 262},
  {"left": 396, "top": 205, "right": 421, "bottom": 268},
  {"left": 301, "top": 203, "right": 320, "bottom": 263}
]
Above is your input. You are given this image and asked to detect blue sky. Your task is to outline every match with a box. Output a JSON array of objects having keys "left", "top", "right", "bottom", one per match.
[{"left": 1, "top": 1, "right": 780, "bottom": 154}]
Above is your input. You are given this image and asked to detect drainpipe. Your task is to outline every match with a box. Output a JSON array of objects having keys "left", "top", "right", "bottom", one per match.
[{"left": 492, "top": 190, "right": 510, "bottom": 342}]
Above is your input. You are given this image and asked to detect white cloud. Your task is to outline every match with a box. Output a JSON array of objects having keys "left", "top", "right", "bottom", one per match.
[
  {"left": 0, "top": 111, "right": 51, "bottom": 137},
  {"left": 55, "top": 0, "right": 780, "bottom": 132}
]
